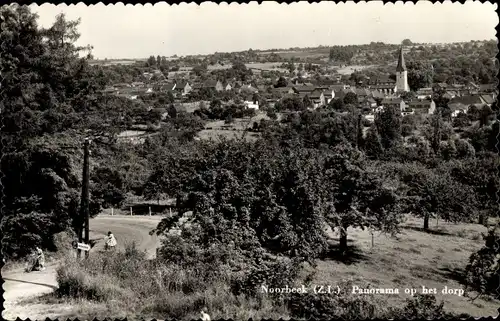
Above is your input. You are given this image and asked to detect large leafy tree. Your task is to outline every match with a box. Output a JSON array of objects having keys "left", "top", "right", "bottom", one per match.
[
  {"left": 320, "top": 144, "right": 400, "bottom": 252},
  {"left": 399, "top": 164, "right": 477, "bottom": 231},
  {"left": 406, "top": 61, "right": 433, "bottom": 91},
  {"left": 151, "top": 139, "right": 331, "bottom": 263},
  {"left": 0, "top": 5, "right": 105, "bottom": 258},
  {"left": 447, "top": 156, "right": 500, "bottom": 225}
]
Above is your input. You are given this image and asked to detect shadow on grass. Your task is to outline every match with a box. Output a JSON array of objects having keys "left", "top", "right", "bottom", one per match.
[
  {"left": 3, "top": 277, "right": 58, "bottom": 290},
  {"left": 321, "top": 242, "right": 369, "bottom": 265},
  {"left": 438, "top": 266, "right": 467, "bottom": 285},
  {"left": 402, "top": 225, "right": 455, "bottom": 236}
]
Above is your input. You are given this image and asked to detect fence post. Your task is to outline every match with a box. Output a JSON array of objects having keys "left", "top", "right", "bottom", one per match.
[
  {"left": 111, "top": 208, "right": 114, "bottom": 216},
  {"left": 130, "top": 207, "right": 133, "bottom": 216},
  {"left": 169, "top": 208, "right": 172, "bottom": 217},
  {"left": 149, "top": 206, "right": 152, "bottom": 216}
]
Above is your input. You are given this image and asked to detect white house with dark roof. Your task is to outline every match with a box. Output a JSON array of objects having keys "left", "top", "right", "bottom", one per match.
[
  {"left": 243, "top": 95, "right": 259, "bottom": 109},
  {"left": 175, "top": 81, "right": 192, "bottom": 96}
]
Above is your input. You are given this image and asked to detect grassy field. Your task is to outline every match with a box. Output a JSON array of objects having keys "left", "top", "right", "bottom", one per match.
[
  {"left": 197, "top": 114, "right": 270, "bottom": 142},
  {"left": 309, "top": 215, "right": 500, "bottom": 317}
]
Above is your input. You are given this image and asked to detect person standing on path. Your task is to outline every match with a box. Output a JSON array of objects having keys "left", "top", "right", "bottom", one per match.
[{"left": 104, "top": 231, "right": 117, "bottom": 251}]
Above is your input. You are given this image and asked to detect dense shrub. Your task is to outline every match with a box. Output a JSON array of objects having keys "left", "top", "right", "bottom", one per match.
[
  {"left": 465, "top": 226, "right": 500, "bottom": 299},
  {"left": 287, "top": 280, "right": 389, "bottom": 319}
]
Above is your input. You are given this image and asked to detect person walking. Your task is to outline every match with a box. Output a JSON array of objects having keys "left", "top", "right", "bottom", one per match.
[
  {"left": 35, "top": 246, "right": 45, "bottom": 270},
  {"left": 25, "top": 246, "right": 45, "bottom": 272},
  {"left": 104, "top": 231, "right": 117, "bottom": 251}
]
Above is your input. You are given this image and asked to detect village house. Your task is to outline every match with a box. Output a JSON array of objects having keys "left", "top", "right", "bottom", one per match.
[
  {"left": 309, "top": 90, "right": 325, "bottom": 108},
  {"left": 292, "top": 86, "right": 317, "bottom": 95},
  {"left": 449, "top": 102, "right": 469, "bottom": 117},
  {"left": 370, "top": 83, "right": 397, "bottom": 95},
  {"left": 272, "top": 87, "right": 295, "bottom": 97},
  {"left": 194, "top": 80, "right": 224, "bottom": 92},
  {"left": 154, "top": 82, "right": 176, "bottom": 93},
  {"left": 360, "top": 96, "right": 377, "bottom": 108},
  {"left": 142, "top": 72, "right": 153, "bottom": 81},
  {"left": 333, "top": 87, "right": 355, "bottom": 100},
  {"left": 449, "top": 95, "right": 488, "bottom": 107},
  {"left": 447, "top": 95, "right": 481, "bottom": 117},
  {"left": 322, "top": 90, "right": 334, "bottom": 105},
  {"left": 406, "top": 99, "right": 436, "bottom": 115},
  {"left": 243, "top": 95, "right": 259, "bottom": 110},
  {"left": 371, "top": 90, "right": 385, "bottom": 101},
  {"left": 478, "top": 94, "right": 496, "bottom": 106},
  {"left": 433, "top": 82, "right": 449, "bottom": 92},
  {"left": 416, "top": 87, "right": 433, "bottom": 99},
  {"left": 381, "top": 97, "right": 406, "bottom": 113},
  {"left": 354, "top": 88, "right": 372, "bottom": 104},
  {"left": 174, "top": 81, "right": 192, "bottom": 96},
  {"left": 330, "top": 83, "right": 351, "bottom": 91}
]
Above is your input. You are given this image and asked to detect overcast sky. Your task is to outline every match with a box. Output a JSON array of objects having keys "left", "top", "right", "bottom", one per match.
[{"left": 31, "top": 1, "right": 498, "bottom": 59}]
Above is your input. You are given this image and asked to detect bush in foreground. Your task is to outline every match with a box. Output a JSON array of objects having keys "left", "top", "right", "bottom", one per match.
[
  {"left": 465, "top": 226, "right": 500, "bottom": 300},
  {"left": 55, "top": 242, "right": 287, "bottom": 319}
]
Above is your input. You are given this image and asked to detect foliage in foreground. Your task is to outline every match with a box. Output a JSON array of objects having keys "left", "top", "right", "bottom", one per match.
[
  {"left": 54, "top": 243, "right": 468, "bottom": 320},
  {"left": 465, "top": 225, "right": 500, "bottom": 300},
  {"left": 55, "top": 243, "right": 289, "bottom": 320}
]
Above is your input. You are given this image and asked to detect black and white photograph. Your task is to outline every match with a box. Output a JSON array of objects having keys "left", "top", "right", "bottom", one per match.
[{"left": 1, "top": 1, "right": 499, "bottom": 320}]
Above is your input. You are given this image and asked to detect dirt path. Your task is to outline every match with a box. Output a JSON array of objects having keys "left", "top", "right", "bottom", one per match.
[{"left": 2, "top": 215, "right": 164, "bottom": 320}]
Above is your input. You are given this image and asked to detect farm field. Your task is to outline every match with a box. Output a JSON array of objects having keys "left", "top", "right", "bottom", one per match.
[
  {"left": 257, "top": 47, "right": 330, "bottom": 59},
  {"left": 89, "top": 59, "right": 142, "bottom": 66},
  {"left": 245, "top": 62, "right": 288, "bottom": 72}
]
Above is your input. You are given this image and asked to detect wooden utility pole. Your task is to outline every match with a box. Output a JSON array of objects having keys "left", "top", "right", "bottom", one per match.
[{"left": 79, "top": 138, "right": 91, "bottom": 259}]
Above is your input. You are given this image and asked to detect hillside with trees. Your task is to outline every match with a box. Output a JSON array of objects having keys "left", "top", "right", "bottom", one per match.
[{"left": 2, "top": 5, "right": 499, "bottom": 320}]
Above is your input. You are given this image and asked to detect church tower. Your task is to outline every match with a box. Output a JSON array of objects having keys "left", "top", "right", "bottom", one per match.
[{"left": 395, "top": 46, "right": 409, "bottom": 93}]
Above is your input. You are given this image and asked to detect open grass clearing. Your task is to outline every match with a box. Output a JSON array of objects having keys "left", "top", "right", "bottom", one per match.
[{"left": 309, "top": 215, "right": 499, "bottom": 317}]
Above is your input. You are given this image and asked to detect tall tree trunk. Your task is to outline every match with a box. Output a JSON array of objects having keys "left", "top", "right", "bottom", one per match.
[
  {"left": 339, "top": 224, "right": 348, "bottom": 253},
  {"left": 478, "top": 212, "right": 487, "bottom": 226},
  {"left": 424, "top": 212, "right": 430, "bottom": 231}
]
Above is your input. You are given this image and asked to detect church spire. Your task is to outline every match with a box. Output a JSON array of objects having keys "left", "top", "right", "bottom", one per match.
[{"left": 396, "top": 46, "right": 406, "bottom": 72}]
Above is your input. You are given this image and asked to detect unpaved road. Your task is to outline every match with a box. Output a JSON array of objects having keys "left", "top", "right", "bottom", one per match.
[{"left": 2, "top": 215, "right": 164, "bottom": 320}]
